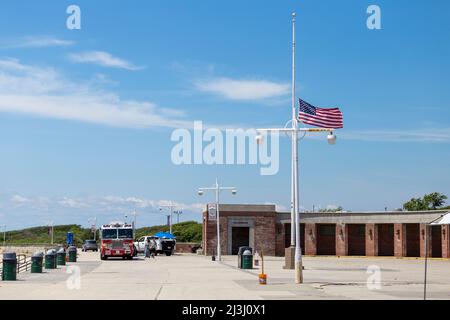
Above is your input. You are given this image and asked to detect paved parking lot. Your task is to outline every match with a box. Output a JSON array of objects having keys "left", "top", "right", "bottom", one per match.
[{"left": 0, "top": 252, "right": 449, "bottom": 299}]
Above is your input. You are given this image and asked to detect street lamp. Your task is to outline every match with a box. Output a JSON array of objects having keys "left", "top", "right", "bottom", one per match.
[
  {"left": 159, "top": 201, "right": 180, "bottom": 234},
  {"left": 174, "top": 210, "right": 183, "bottom": 224},
  {"left": 46, "top": 221, "right": 54, "bottom": 245},
  {"left": 88, "top": 216, "right": 97, "bottom": 241},
  {"left": 255, "top": 12, "right": 338, "bottom": 285},
  {"left": 198, "top": 178, "right": 237, "bottom": 262},
  {"left": 0, "top": 225, "right": 6, "bottom": 247}
]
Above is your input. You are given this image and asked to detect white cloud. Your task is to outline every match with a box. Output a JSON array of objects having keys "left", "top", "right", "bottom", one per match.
[
  {"left": 340, "top": 128, "right": 450, "bottom": 143},
  {"left": 10, "top": 195, "right": 50, "bottom": 210},
  {"left": 69, "top": 51, "right": 143, "bottom": 71},
  {"left": 6, "top": 194, "right": 203, "bottom": 216},
  {"left": 195, "top": 77, "right": 290, "bottom": 100},
  {"left": 0, "top": 36, "right": 74, "bottom": 48},
  {"left": 0, "top": 58, "right": 190, "bottom": 129}
]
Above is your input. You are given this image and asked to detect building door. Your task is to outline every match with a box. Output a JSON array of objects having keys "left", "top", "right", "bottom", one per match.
[
  {"left": 348, "top": 224, "right": 366, "bottom": 256},
  {"left": 231, "top": 227, "right": 250, "bottom": 255},
  {"left": 317, "top": 224, "right": 336, "bottom": 255},
  {"left": 431, "top": 226, "right": 442, "bottom": 258},
  {"left": 377, "top": 224, "right": 394, "bottom": 256},
  {"left": 405, "top": 224, "right": 420, "bottom": 257}
]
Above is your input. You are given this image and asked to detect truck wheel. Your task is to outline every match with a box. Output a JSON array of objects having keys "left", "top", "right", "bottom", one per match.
[
  {"left": 127, "top": 255, "right": 133, "bottom": 260},
  {"left": 101, "top": 254, "right": 107, "bottom": 260},
  {"left": 165, "top": 252, "right": 172, "bottom": 256}
]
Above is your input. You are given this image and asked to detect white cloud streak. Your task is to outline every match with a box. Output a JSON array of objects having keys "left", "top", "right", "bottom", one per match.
[
  {"left": 0, "top": 36, "right": 75, "bottom": 48},
  {"left": 195, "top": 77, "right": 290, "bottom": 100},
  {"left": 69, "top": 51, "right": 143, "bottom": 71},
  {"left": 340, "top": 128, "right": 450, "bottom": 143},
  {"left": 0, "top": 58, "right": 189, "bottom": 129},
  {"left": 7, "top": 194, "right": 203, "bottom": 214}
]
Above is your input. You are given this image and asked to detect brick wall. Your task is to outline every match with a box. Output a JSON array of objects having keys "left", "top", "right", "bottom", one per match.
[
  {"left": 394, "top": 223, "right": 406, "bottom": 257},
  {"left": 275, "top": 223, "right": 285, "bottom": 256},
  {"left": 175, "top": 242, "right": 201, "bottom": 254},
  {"left": 305, "top": 223, "right": 317, "bottom": 255},
  {"left": 336, "top": 224, "right": 347, "bottom": 256},
  {"left": 254, "top": 215, "right": 276, "bottom": 256},
  {"left": 442, "top": 225, "right": 450, "bottom": 258},
  {"left": 365, "top": 223, "right": 377, "bottom": 256}
]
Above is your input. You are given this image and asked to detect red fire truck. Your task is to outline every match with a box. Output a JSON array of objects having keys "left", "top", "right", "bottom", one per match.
[{"left": 99, "top": 221, "right": 134, "bottom": 260}]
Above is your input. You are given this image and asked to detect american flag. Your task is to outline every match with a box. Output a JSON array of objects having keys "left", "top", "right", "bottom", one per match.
[{"left": 298, "top": 98, "right": 343, "bottom": 129}]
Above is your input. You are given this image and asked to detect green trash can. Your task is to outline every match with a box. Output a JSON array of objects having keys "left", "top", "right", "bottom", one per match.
[
  {"left": 2, "top": 252, "right": 17, "bottom": 281},
  {"left": 31, "top": 252, "right": 44, "bottom": 273},
  {"left": 242, "top": 250, "right": 253, "bottom": 270},
  {"left": 45, "top": 250, "right": 56, "bottom": 269},
  {"left": 68, "top": 246, "right": 77, "bottom": 262},
  {"left": 237, "top": 246, "right": 252, "bottom": 268},
  {"left": 56, "top": 248, "right": 66, "bottom": 266}
]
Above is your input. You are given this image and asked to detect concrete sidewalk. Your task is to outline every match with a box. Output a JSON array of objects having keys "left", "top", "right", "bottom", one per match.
[{"left": 0, "top": 252, "right": 449, "bottom": 299}]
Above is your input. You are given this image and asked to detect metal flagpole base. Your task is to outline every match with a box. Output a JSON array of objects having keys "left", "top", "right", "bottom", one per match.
[
  {"left": 283, "top": 246, "right": 295, "bottom": 269},
  {"left": 295, "top": 260, "right": 303, "bottom": 284}
]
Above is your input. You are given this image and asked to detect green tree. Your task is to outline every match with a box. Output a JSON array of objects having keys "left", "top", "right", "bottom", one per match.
[
  {"left": 319, "top": 206, "right": 343, "bottom": 213},
  {"left": 403, "top": 198, "right": 427, "bottom": 211},
  {"left": 403, "top": 192, "right": 447, "bottom": 211},
  {"left": 423, "top": 192, "right": 448, "bottom": 210}
]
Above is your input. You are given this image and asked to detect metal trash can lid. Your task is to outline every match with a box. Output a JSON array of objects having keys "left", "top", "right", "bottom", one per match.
[
  {"left": 46, "top": 249, "right": 56, "bottom": 255},
  {"left": 57, "top": 248, "right": 65, "bottom": 253},
  {"left": 2, "top": 252, "right": 16, "bottom": 260},
  {"left": 68, "top": 246, "right": 77, "bottom": 252},
  {"left": 32, "top": 251, "right": 44, "bottom": 258},
  {"left": 238, "top": 246, "right": 252, "bottom": 255},
  {"left": 243, "top": 250, "right": 252, "bottom": 255}
]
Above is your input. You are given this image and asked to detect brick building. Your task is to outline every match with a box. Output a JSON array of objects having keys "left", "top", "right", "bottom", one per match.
[{"left": 202, "top": 204, "right": 450, "bottom": 258}]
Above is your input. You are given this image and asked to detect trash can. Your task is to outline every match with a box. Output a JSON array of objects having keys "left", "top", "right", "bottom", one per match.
[
  {"left": 237, "top": 246, "right": 252, "bottom": 268},
  {"left": 31, "top": 252, "right": 44, "bottom": 273},
  {"left": 242, "top": 250, "right": 253, "bottom": 269},
  {"left": 45, "top": 250, "right": 56, "bottom": 269},
  {"left": 68, "top": 246, "right": 77, "bottom": 262},
  {"left": 56, "top": 248, "right": 66, "bottom": 266},
  {"left": 2, "top": 252, "right": 17, "bottom": 281}
]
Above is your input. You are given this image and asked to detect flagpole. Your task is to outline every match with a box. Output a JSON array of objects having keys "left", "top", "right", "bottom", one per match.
[
  {"left": 255, "top": 12, "right": 337, "bottom": 284},
  {"left": 292, "top": 11, "right": 303, "bottom": 284},
  {"left": 290, "top": 12, "right": 296, "bottom": 248}
]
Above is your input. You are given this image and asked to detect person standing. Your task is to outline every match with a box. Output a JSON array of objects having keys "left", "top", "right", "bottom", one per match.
[
  {"left": 150, "top": 237, "right": 157, "bottom": 259},
  {"left": 144, "top": 237, "right": 151, "bottom": 259}
]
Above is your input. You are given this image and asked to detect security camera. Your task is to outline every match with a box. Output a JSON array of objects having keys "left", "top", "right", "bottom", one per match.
[
  {"left": 231, "top": 189, "right": 237, "bottom": 195},
  {"left": 198, "top": 190, "right": 204, "bottom": 196}
]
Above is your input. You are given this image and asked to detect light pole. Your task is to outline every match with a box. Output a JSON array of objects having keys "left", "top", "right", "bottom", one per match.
[
  {"left": 88, "top": 216, "right": 97, "bottom": 240},
  {"left": 198, "top": 178, "right": 237, "bottom": 262},
  {"left": 160, "top": 201, "right": 179, "bottom": 234},
  {"left": 255, "top": 12, "right": 338, "bottom": 284},
  {"left": 47, "top": 221, "right": 54, "bottom": 245},
  {"left": 174, "top": 210, "right": 183, "bottom": 224},
  {"left": 0, "top": 225, "right": 6, "bottom": 247}
]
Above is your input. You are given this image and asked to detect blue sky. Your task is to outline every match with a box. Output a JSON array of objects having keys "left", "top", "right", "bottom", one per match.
[{"left": 0, "top": 0, "right": 449, "bottom": 230}]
